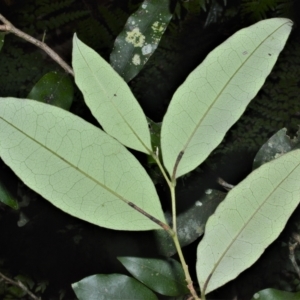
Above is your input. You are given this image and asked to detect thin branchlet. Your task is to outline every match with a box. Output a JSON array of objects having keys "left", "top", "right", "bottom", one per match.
[
  {"left": 172, "top": 151, "right": 184, "bottom": 181},
  {"left": 128, "top": 202, "right": 171, "bottom": 231}
]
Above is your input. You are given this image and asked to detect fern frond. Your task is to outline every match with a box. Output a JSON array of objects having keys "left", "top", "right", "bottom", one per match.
[
  {"left": 76, "top": 18, "right": 113, "bottom": 53},
  {"left": 97, "top": 5, "right": 128, "bottom": 37},
  {"left": 35, "top": 0, "right": 75, "bottom": 16},
  {"left": 42, "top": 10, "right": 89, "bottom": 30},
  {"left": 241, "top": 0, "right": 277, "bottom": 19},
  {"left": 241, "top": 0, "right": 293, "bottom": 20}
]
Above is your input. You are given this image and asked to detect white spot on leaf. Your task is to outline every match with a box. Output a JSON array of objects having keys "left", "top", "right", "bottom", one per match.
[
  {"left": 142, "top": 44, "right": 152, "bottom": 55},
  {"left": 152, "top": 21, "right": 165, "bottom": 33},
  {"left": 125, "top": 28, "right": 145, "bottom": 47},
  {"left": 132, "top": 54, "right": 141, "bottom": 65}
]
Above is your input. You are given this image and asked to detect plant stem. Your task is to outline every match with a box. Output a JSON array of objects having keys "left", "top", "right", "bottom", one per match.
[
  {"left": 172, "top": 234, "right": 201, "bottom": 300},
  {"left": 152, "top": 152, "right": 172, "bottom": 189},
  {"left": 0, "top": 272, "right": 41, "bottom": 300},
  {"left": 170, "top": 183, "right": 177, "bottom": 233},
  {"left": 0, "top": 14, "right": 74, "bottom": 76},
  {"left": 153, "top": 152, "right": 201, "bottom": 299}
]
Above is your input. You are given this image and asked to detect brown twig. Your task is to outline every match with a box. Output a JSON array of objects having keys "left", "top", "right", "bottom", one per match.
[
  {"left": 0, "top": 14, "right": 74, "bottom": 76},
  {"left": 217, "top": 177, "right": 234, "bottom": 191},
  {"left": 288, "top": 241, "right": 300, "bottom": 279},
  {"left": 0, "top": 271, "right": 41, "bottom": 300},
  {"left": 172, "top": 151, "right": 184, "bottom": 182},
  {"left": 289, "top": 233, "right": 300, "bottom": 280}
]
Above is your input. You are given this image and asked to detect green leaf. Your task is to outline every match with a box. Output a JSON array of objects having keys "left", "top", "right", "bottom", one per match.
[
  {"left": 0, "top": 180, "right": 18, "bottom": 209},
  {"left": 110, "top": 0, "right": 172, "bottom": 82},
  {"left": 117, "top": 257, "right": 189, "bottom": 296},
  {"left": 197, "top": 149, "right": 300, "bottom": 294},
  {"left": 147, "top": 117, "right": 162, "bottom": 165},
  {"left": 161, "top": 18, "right": 293, "bottom": 179},
  {"left": 72, "top": 34, "right": 152, "bottom": 154},
  {"left": 253, "top": 127, "right": 300, "bottom": 170},
  {"left": 27, "top": 71, "right": 74, "bottom": 110},
  {"left": 0, "top": 33, "right": 5, "bottom": 51},
  {"left": 251, "top": 288, "right": 300, "bottom": 300},
  {"left": 72, "top": 274, "right": 158, "bottom": 300},
  {"left": 0, "top": 98, "right": 165, "bottom": 231}
]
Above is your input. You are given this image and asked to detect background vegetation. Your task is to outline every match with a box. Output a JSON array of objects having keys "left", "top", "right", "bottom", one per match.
[{"left": 0, "top": 0, "right": 300, "bottom": 299}]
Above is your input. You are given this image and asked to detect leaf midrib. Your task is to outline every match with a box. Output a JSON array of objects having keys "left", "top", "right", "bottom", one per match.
[
  {"left": 75, "top": 36, "right": 152, "bottom": 154},
  {"left": 0, "top": 113, "right": 133, "bottom": 205},
  {"left": 206, "top": 151, "right": 300, "bottom": 291},
  {"left": 179, "top": 21, "right": 290, "bottom": 166}
]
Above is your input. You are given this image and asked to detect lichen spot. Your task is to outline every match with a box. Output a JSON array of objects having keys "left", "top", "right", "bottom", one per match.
[
  {"left": 205, "top": 189, "right": 212, "bottom": 195},
  {"left": 132, "top": 54, "right": 141, "bottom": 65},
  {"left": 142, "top": 44, "right": 152, "bottom": 55},
  {"left": 142, "top": 3, "right": 147, "bottom": 9},
  {"left": 195, "top": 200, "right": 202, "bottom": 207},
  {"left": 274, "top": 152, "right": 284, "bottom": 159},
  {"left": 125, "top": 28, "right": 145, "bottom": 47},
  {"left": 152, "top": 21, "right": 165, "bottom": 33}
]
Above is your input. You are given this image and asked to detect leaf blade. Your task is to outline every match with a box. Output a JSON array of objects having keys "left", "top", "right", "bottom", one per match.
[
  {"left": 72, "top": 274, "right": 158, "bottom": 300},
  {"left": 27, "top": 71, "right": 74, "bottom": 110},
  {"left": 110, "top": 0, "right": 172, "bottom": 82},
  {"left": 197, "top": 149, "right": 300, "bottom": 294},
  {"left": 72, "top": 34, "right": 152, "bottom": 154},
  {"left": 161, "top": 18, "right": 293, "bottom": 178},
  {"left": 117, "top": 257, "right": 189, "bottom": 296},
  {"left": 0, "top": 180, "right": 18, "bottom": 210},
  {"left": 0, "top": 98, "right": 165, "bottom": 231},
  {"left": 251, "top": 288, "right": 300, "bottom": 300}
]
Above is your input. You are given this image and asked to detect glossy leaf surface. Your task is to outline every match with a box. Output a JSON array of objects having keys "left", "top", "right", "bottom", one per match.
[
  {"left": 251, "top": 288, "right": 300, "bottom": 300},
  {"left": 197, "top": 149, "right": 300, "bottom": 294},
  {"left": 253, "top": 127, "right": 300, "bottom": 170},
  {"left": 72, "top": 34, "right": 152, "bottom": 154},
  {"left": 72, "top": 274, "right": 158, "bottom": 300},
  {"left": 161, "top": 18, "right": 293, "bottom": 178},
  {"left": 0, "top": 180, "right": 18, "bottom": 209},
  {"left": 118, "top": 257, "right": 188, "bottom": 296},
  {"left": 110, "top": 0, "right": 172, "bottom": 82},
  {"left": 0, "top": 98, "right": 165, "bottom": 231},
  {"left": 27, "top": 71, "right": 74, "bottom": 110}
]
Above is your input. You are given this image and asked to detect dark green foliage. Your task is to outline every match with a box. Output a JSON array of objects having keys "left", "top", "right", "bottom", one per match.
[
  {"left": 241, "top": 0, "right": 294, "bottom": 20},
  {"left": 0, "top": 0, "right": 137, "bottom": 97},
  {"left": 0, "top": 37, "right": 51, "bottom": 98}
]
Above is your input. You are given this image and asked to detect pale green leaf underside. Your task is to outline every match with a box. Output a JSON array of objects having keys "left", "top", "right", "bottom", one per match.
[
  {"left": 161, "top": 18, "right": 293, "bottom": 178},
  {"left": 197, "top": 149, "right": 300, "bottom": 294},
  {"left": 72, "top": 34, "right": 152, "bottom": 154},
  {"left": 0, "top": 98, "right": 165, "bottom": 231}
]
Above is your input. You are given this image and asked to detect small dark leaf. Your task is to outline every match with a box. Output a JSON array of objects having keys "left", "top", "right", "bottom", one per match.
[
  {"left": 147, "top": 117, "right": 162, "bottom": 165},
  {"left": 253, "top": 127, "right": 300, "bottom": 170},
  {"left": 251, "top": 288, "right": 300, "bottom": 300},
  {"left": 27, "top": 71, "right": 74, "bottom": 110},
  {"left": 72, "top": 274, "right": 158, "bottom": 300},
  {"left": 110, "top": 0, "right": 172, "bottom": 82},
  {"left": 118, "top": 257, "right": 189, "bottom": 296},
  {"left": 0, "top": 180, "right": 18, "bottom": 209}
]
